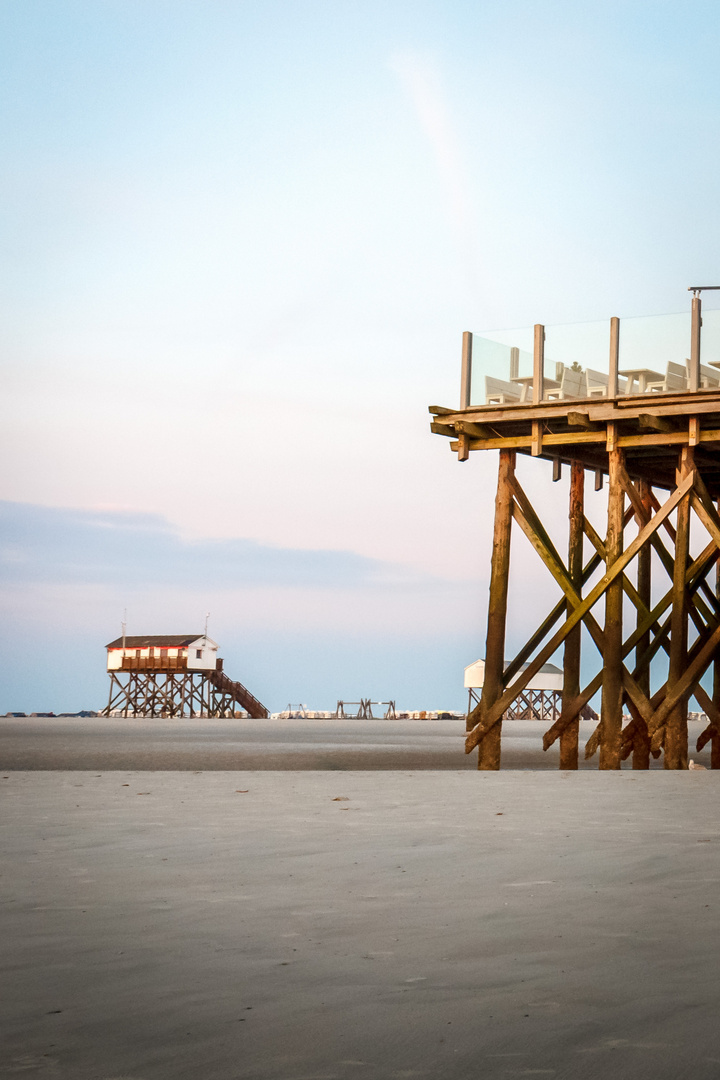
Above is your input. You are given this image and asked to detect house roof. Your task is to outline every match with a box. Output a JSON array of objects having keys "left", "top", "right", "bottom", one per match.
[
  {"left": 464, "top": 659, "right": 562, "bottom": 675},
  {"left": 106, "top": 635, "right": 212, "bottom": 649}
]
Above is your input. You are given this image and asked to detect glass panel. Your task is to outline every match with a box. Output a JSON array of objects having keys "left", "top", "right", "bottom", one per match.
[
  {"left": 542, "top": 319, "right": 610, "bottom": 402},
  {"left": 468, "top": 308, "right": 713, "bottom": 408},
  {"left": 469, "top": 327, "right": 534, "bottom": 406},
  {"left": 618, "top": 311, "right": 690, "bottom": 395},
  {"left": 701, "top": 308, "right": 720, "bottom": 386}
]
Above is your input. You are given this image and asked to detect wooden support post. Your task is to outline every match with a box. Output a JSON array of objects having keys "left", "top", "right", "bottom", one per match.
[
  {"left": 633, "top": 479, "right": 652, "bottom": 768},
  {"left": 460, "top": 332, "right": 473, "bottom": 410},
  {"left": 600, "top": 448, "right": 624, "bottom": 768},
  {"left": 608, "top": 317, "right": 620, "bottom": 398},
  {"left": 714, "top": 508, "right": 720, "bottom": 770},
  {"left": 560, "top": 462, "right": 584, "bottom": 769},
  {"left": 689, "top": 296, "right": 701, "bottom": 393},
  {"left": 665, "top": 447, "right": 693, "bottom": 769},
  {"left": 477, "top": 449, "right": 515, "bottom": 770},
  {"left": 533, "top": 324, "right": 545, "bottom": 404}
]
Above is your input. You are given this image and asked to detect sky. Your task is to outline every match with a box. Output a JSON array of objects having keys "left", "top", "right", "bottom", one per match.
[{"left": 1, "top": 0, "right": 720, "bottom": 712}]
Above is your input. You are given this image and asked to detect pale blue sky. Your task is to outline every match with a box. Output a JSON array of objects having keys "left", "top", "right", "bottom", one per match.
[{"left": 1, "top": 1, "right": 719, "bottom": 710}]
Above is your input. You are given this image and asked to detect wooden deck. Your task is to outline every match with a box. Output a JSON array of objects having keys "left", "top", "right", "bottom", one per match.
[{"left": 431, "top": 390, "right": 720, "bottom": 495}]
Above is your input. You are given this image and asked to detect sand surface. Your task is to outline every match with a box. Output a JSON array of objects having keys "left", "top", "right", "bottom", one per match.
[
  {"left": 2, "top": 716, "right": 710, "bottom": 770},
  {"left": 2, "top": 768, "right": 720, "bottom": 1079}
]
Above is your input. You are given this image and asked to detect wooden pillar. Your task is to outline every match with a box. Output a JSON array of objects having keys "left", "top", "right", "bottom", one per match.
[
  {"left": 632, "top": 479, "right": 652, "bottom": 769},
  {"left": 599, "top": 448, "right": 624, "bottom": 769},
  {"left": 665, "top": 447, "right": 693, "bottom": 769},
  {"left": 478, "top": 449, "right": 515, "bottom": 770},
  {"left": 533, "top": 324, "right": 545, "bottom": 404},
  {"left": 714, "top": 500, "right": 720, "bottom": 770},
  {"left": 689, "top": 296, "right": 701, "bottom": 393},
  {"left": 712, "top": 556, "right": 720, "bottom": 766},
  {"left": 560, "top": 462, "right": 584, "bottom": 769},
  {"left": 460, "top": 332, "right": 473, "bottom": 410}
]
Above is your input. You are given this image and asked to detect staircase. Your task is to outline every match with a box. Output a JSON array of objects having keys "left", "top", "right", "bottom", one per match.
[{"left": 209, "top": 667, "right": 269, "bottom": 719}]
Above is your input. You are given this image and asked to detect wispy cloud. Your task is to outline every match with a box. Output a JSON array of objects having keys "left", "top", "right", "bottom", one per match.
[
  {"left": 0, "top": 501, "right": 427, "bottom": 590},
  {"left": 389, "top": 50, "right": 476, "bottom": 242}
]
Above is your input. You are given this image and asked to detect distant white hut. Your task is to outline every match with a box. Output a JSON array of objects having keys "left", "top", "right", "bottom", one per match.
[{"left": 464, "top": 658, "right": 563, "bottom": 721}]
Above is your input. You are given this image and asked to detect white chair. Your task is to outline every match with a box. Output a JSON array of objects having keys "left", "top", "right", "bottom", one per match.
[{"left": 484, "top": 375, "right": 522, "bottom": 405}]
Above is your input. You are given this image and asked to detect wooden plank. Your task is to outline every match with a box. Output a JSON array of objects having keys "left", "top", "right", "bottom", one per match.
[
  {"left": 689, "top": 416, "right": 700, "bottom": 446},
  {"left": 561, "top": 462, "right": 584, "bottom": 770},
  {"left": 430, "top": 422, "right": 456, "bottom": 437},
  {"left": 600, "top": 447, "right": 624, "bottom": 769},
  {"left": 429, "top": 405, "right": 455, "bottom": 415},
  {"left": 475, "top": 450, "right": 515, "bottom": 770},
  {"left": 465, "top": 470, "right": 695, "bottom": 751}
]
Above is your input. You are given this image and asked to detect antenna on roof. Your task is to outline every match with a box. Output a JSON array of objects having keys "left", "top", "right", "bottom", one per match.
[{"left": 204, "top": 612, "right": 210, "bottom": 639}]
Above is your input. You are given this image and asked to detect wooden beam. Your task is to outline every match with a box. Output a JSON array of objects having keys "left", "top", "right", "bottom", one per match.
[
  {"left": 476, "top": 450, "right": 515, "bottom": 770},
  {"left": 567, "top": 411, "right": 601, "bottom": 431},
  {"left": 633, "top": 479, "right": 652, "bottom": 768},
  {"left": 466, "top": 470, "right": 695, "bottom": 751},
  {"left": 430, "top": 422, "right": 456, "bottom": 437},
  {"left": 429, "top": 405, "right": 455, "bottom": 415},
  {"left": 561, "top": 462, "right": 584, "bottom": 770},
  {"left": 638, "top": 413, "right": 674, "bottom": 434},
  {"left": 715, "top": 498, "right": 720, "bottom": 770},
  {"left": 455, "top": 419, "right": 493, "bottom": 438},
  {"left": 664, "top": 447, "right": 690, "bottom": 768},
  {"left": 600, "top": 447, "right": 624, "bottom": 769}
]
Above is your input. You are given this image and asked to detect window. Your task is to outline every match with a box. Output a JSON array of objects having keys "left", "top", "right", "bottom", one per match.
[
  {"left": 149, "top": 648, "right": 154, "bottom": 658},
  {"left": 196, "top": 649, "right": 203, "bottom": 659},
  {"left": 160, "top": 648, "right": 168, "bottom": 657},
  {"left": 135, "top": 650, "right": 141, "bottom": 658}
]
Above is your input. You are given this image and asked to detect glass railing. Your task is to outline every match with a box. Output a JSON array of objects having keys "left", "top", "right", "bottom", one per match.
[{"left": 467, "top": 308, "right": 720, "bottom": 408}]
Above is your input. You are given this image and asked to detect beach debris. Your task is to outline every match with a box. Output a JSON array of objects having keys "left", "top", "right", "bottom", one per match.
[
  {"left": 689, "top": 759, "right": 707, "bottom": 770},
  {"left": 332, "top": 796, "right": 349, "bottom": 801}
]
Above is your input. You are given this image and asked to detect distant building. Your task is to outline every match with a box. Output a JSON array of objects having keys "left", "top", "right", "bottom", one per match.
[
  {"left": 106, "top": 635, "right": 219, "bottom": 672},
  {"left": 464, "top": 658, "right": 563, "bottom": 721},
  {"left": 103, "top": 633, "right": 268, "bottom": 719}
]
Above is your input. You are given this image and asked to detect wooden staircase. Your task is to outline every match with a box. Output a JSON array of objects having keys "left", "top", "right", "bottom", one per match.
[{"left": 209, "top": 667, "right": 269, "bottom": 719}]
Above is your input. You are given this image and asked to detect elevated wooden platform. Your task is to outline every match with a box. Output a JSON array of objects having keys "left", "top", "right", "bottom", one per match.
[{"left": 431, "top": 312, "right": 720, "bottom": 772}]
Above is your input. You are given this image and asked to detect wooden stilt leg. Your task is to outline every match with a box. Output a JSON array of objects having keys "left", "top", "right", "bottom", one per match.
[
  {"left": 560, "top": 462, "right": 584, "bottom": 769},
  {"left": 633, "top": 479, "right": 652, "bottom": 769},
  {"left": 714, "top": 507, "right": 720, "bottom": 770},
  {"left": 477, "top": 449, "right": 515, "bottom": 770},
  {"left": 666, "top": 448, "right": 692, "bottom": 769},
  {"left": 600, "top": 448, "right": 624, "bottom": 769}
]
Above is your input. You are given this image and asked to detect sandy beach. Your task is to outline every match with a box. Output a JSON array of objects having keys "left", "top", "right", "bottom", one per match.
[
  {"left": 1, "top": 715, "right": 712, "bottom": 771},
  {"left": 2, "top": 752, "right": 720, "bottom": 1079}
]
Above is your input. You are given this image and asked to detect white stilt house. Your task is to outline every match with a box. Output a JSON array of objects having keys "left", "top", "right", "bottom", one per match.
[
  {"left": 464, "top": 658, "right": 563, "bottom": 721},
  {"left": 103, "top": 633, "right": 268, "bottom": 719}
]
